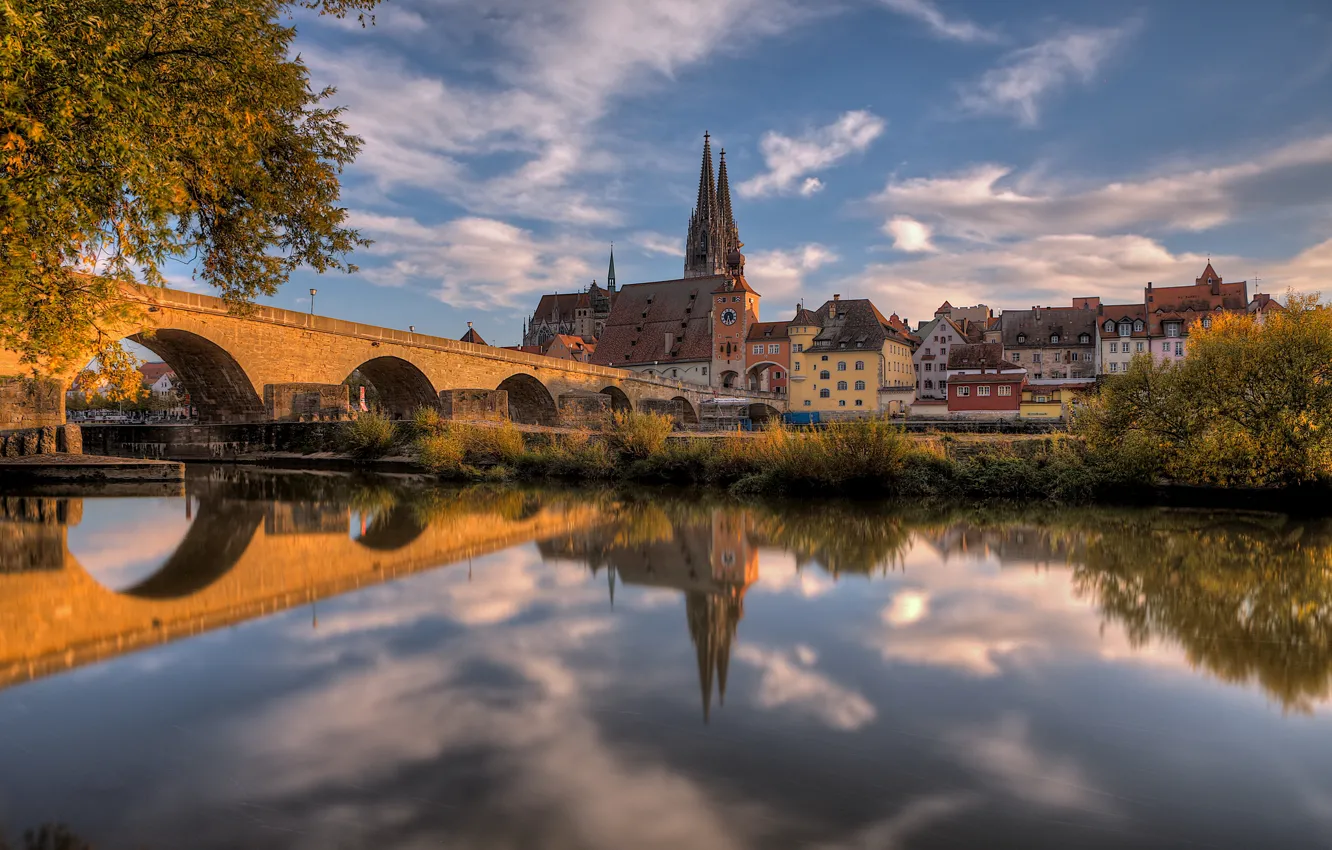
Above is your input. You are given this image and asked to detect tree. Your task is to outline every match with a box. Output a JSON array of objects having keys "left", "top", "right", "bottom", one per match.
[
  {"left": 1, "top": 0, "right": 379, "bottom": 388},
  {"left": 1075, "top": 293, "right": 1332, "bottom": 487}
]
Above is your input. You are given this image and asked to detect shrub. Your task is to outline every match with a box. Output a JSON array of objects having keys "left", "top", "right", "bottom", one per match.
[
  {"left": 410, "top": 405, "right": 444, "bottom": 437},
  {"left": 608, "top": 410, "right": 674, "bottom": 459},
  {"left": 341, "top": 411, "right": 398, "bottom": 458},
  {"left": 460, "top": 422, "right": 527, "bottom": 465},
  {"left": 416, "top": 431, "right": 466, "bottom": 475}
]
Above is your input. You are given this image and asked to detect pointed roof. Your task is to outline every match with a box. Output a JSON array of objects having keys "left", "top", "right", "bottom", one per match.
[
  {"left": 717, "top": 149, "right": 738, "bottom": 249},
  {"left": 606, "top": 245, "right": 617, "bottom": 292},
  {"left": 791, "top": 304, "right": 822, "bottom": 326},
  {"left": 1198, "top": 261, "right": 1220, "bottom": 282},
  {"left": 695, "top": 132, "right": 719, "bottom": 228},
  {"left": 460, "top": 324, "right": 487, "bottom": 346},
  {"left": 935, "top": 300, "right": 954, "bottom": 314}
]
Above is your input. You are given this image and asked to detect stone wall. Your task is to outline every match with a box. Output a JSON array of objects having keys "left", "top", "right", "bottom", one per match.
[
  {"left": 0, "top": 377, "right": 63, "bottom": 431},
  {"left": 263, "top": 383, "right": 349, "bottom": 421},
  {"left": 0, "top": 424, "right": 82, "bottom": 458},
  {"left": 439, "top": 389, "right": 508, "bottom": 422},
  {"left": 558, "top": 393, "right": 611, "bottom": 429}
]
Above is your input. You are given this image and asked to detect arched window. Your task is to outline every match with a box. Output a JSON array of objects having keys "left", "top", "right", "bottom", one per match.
[
  {"left": 1017, "top": 333, "right": 1026, "bottom": 344},
  {"left": 1133, "top": 319, "right": 1144, "bottom": 332},
  {"left": 837, "top": 381, "right": 848, "bottom": 390},
  {"left": 1079, "top": 333, "right": 1090, "bottom": 344},
  {"left": 854, "top": 360, "right": 864, "bottom": 370},
  {"left": 924, "top": 379, "right": 934, "bottom": 389},
  {"left": 854, "top": 380, "right": 865, "bottom": 390},
  {"left": 819, "top": 370, "right": 830, "bottom": 380},
  {"left": 819, "top": 388, "right": 830, "bottom": 398},
  {"left": 1104, "top": 320, "right": 1115, "bottom": 332},
  {"left": 837, "top": 361, "right": 847, "bottom": 371}
]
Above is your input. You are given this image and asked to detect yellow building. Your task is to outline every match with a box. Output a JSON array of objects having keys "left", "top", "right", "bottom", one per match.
[
  {"left": 787, "top": 295, "right": 918, "bottom": 415},
  {"left": 1018, "top": 379, "right": 1096, "bottom": 420}
]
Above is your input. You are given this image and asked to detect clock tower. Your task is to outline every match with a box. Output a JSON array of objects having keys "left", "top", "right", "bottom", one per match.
[{"left": 710, "top": 245, "right": 759, "bottom": 389}]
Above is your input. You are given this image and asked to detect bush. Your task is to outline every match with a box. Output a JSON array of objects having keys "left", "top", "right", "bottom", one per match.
[
  {"left": 410, "top": 405, "right": 444, "bottom": 437},
  {"left": 460, "top": 422, "right": 527, "bottom": 465},
  {"left": 608, "top": 410, "right": 674, "bottom": 459},
  {"left": 341, "top": 411, "right": 398, "bottom": 458},
  {"left": 416, "top": 431, "right": 466, "bottom": 475}
]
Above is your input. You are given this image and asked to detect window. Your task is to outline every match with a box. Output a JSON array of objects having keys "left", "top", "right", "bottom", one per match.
[
  {"left": 1165, "top": 323, "right": 1180, "bottom": 338},
  {"left": 1017, "top": 333, "right": 1027, "bottom": 344},
  {"left": 837, "top": 381, "right": 848, "bottom": 390},
  {"left": 939, "top": 381, "right": 947, "bottom": 393},
  {"left": 1109, "top": 362, "right": 1118, "bottom": 373},
  {"left": 958, "top": 386, "right": 970, "bottom": 396},
  {"left": 1053, "top": 352, "right": 1061, "bottom": 363},
  {"left": 1011, "top": 352, "right": 1021, "bottom": 362},
  {"left": 1119, "top": 322, "right": 1131, "bottom": 337},
  {"left": 925, "top": 347, "right": 932, "bottom": 355},
  {"left": 837, "top": 361, "right": 846, "bottom": 371},
  {"left": 1079, "top": 333, "right": 1091, "bottom": 344},
  {"left": 804, "top": 400, "right": 811, "bottom": 406},
  {"left": 794, "top": 362, "right": 801, "bottom": 371},
  {"left": 821, "top": 355, "right": 828, "bottom": 361},
  {"left": 978, "top": 385, "right": 991, "bottom": 396},
  {"left": 924, "top": 380, "right": 934, "bottom": 389},
  {"left": 792, "top": 343, "right": 804, "bottom": 353},
  {"left": 1035, "top": 395, "right": 1049, "bottom": 403},
  {"left": 1032, "top": 353, "right": 1042, "bottom": 363},
  {"left": 1050, "top": 334, "right": 1060, "bottom": 344},
  {"left": 854, "top": 360, "right": 864, "bottom": 370},
  {"left": 1110, "top": 342, "right": 1118, "bottom": 353},
  {"left": 1135, "top": 342, "right": 1144, "bottom": 353},
  {"left": 768, "top": 343, "right": 780, "bottom": 354},
  {"left": 702, "top": 367, "right": 708, "bottom": 375},
  {"left": 773, "top": 372, "right": 782, "bottom": 380},
  {"left": 1202, "top": 317, "right": 1212, "bottom": 329},
  {"left": 752, "top": 344, "right": 763, "bottom": 355},
  {"left": 1134, "top": 320, "right": 1144, "bottom": 332},
  {"left": 1071, "top": 352, "right": 1080, "bottom": 361},
  {"left": 839, "top": 400, "right": 846, "bottom": 407},
  {"left": 998, "top": 385, "right": 1012, "bottom": 396},
  {"left": 820, "top": 370, "right": 830, "bottom": 380},
  {"left": 1162, "top": 341, "right": 1171, "bottom": 352},
  {"left": 855, "top": 380, "right": 866, "bottom": 390},
  {"left": 820, "top": 389, "right": 830, "bottom": 398},
  {"left": 1104, "top": 320, "right": 1115, "bottom": 332},
  {"left": 1175, "top": 342, "right": 1183, "bottom": 356},
  {"left": 855, "top": 399, "right": 863, "bottom": 406},
  {"left": 924, "top": 362, "right": 933, "bottom": 372}
]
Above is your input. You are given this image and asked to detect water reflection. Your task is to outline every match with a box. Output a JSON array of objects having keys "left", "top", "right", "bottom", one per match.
[{"left": 3, "top": 472, "right": 1332, "bottom": 847}]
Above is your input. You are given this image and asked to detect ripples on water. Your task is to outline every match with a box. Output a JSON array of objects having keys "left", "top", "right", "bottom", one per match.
[{"left": 1, "top": 466, "right": 1331, "bottom": 848}]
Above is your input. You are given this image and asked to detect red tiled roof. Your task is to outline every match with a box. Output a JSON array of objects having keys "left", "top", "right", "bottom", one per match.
[
  {"left": 712, "top": 274, "right": 758, "bottom": 295},
  {"left": 1099, "top": 304, "right": 1149, "bottom": 338},
  {"left": 790, "top": 306, "right": 822, "bottom": 326},
  {"left": 138, "top": 362, "right": 174, "bottom": 386},
  {"left": 530, "top": 292, "right": 582, "bottom": 324},
  {"left": 589, "top": 275, "right": 725, "bottom": 366},
  {"left": 936, "top": 300, "right": 954, "bottom": 313},
  {"left": 460, "top": 326, "right": 488, "bottom": 345},
  {"left": 949, "top": 370, "right": 1025, "bottom": 385},
  {"left": 947, "top": 342, "right": 1006, "bottom": 370},
  {"left": 503, "top": 345, "right": 544, "bottom": 355}
]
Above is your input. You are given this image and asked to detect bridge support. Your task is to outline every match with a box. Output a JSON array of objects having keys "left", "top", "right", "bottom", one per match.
[
  {"left": 559, "top": 392, "right": 611, "bottom": 429},
  {"left": 263, "top": 383, "right": 349, "bottom": 421},
  {"left": 439, "top": 389, "right": 508, "bottom": 422}
]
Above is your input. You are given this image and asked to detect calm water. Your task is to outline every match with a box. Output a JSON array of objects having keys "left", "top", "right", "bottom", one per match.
[{"left": 1, "top": 468, "right": 1331, "bottom": 849}]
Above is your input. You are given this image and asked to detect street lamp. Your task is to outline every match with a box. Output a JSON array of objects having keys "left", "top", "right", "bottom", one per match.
[{"left": 309, "top": 288, "right": 317, "bottom": 315}]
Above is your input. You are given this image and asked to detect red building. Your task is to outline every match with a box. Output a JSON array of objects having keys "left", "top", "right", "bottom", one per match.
[
  {"left": 947, "top": 367, "right": 1025, "bottom": 415},
  {"left": 745, "top": 321, "right": 790, "bottom": 395}
]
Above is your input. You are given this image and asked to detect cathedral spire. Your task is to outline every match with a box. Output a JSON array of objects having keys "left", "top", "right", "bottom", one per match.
[
  {"left": 717, "top": 149, "right": 738, "bottom": 254},
  {"left": 684, "top": 132, "right": 725, "bottom": 278},
  {"left": 606, "top": 243, "right": 617, "bottom": 293}
]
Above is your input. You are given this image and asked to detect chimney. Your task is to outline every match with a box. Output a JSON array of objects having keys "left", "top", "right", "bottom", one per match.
[
  {"left": 830, "top": 294, "right": 840, "bottom": 318},
  {"left": 1147, "top": 281, "right": 1153, "bottom": 290}
]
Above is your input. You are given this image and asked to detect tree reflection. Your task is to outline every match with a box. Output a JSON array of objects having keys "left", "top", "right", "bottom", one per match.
[{"left": 0, "top": 824, "right": 92, "bottom": 850}]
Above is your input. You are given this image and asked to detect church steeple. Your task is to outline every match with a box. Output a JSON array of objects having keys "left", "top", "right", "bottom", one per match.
[
  {"left": 717, "top": 149, "right": 739, "bottom": 256},
  {"left": 606, "top": 244, "right": 617, "bottom": 293},
  {"left": 684, "top": 132, "right": 726, "bottom": 278}
]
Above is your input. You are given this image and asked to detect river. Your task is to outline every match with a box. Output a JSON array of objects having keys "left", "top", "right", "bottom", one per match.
[{"left": 1, "top": 466, "right": 1330, "bottom": 848}]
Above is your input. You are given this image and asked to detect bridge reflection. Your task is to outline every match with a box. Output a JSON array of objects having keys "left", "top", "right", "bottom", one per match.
[{"left": 3, "top": 480, "right": 1332, "bottom": 715}]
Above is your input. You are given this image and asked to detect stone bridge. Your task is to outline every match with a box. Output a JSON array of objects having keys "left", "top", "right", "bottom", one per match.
[
  {"left": 0, "top": 284, "right": 784, "bottom": 426},
  {"left": 0, "top": 479, "right": 613, "bottom": 691}
]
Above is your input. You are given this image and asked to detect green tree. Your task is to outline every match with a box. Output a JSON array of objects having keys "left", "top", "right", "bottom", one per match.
[
  {"left": 1, "top": 0, "right": 378, "bottom": 388},
  {"left": 1075, "top": 293, "right": 1332, "bottom": 487}
]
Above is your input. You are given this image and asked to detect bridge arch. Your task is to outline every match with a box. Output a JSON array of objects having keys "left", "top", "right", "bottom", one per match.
[
  {"left": 353, "top": 504, "right": 427, "bottom": 551},
  {"left": 746, "top": 361, "right": 783, "bottom": 393},
  {"left": 128, "top": 329, "right": 264, "bottom": 422},
  {"left": 348, "top": 356, "right": 438, "bottom": 420},
  {"left": 719, "top": 370, "right": 741, "bottom": 389},
  {"left": 110, "top": 498, "right": 266, "bottom": 599},
  {"left": 672, "top": 396, "right": 699, "bottom": 426},
  {"left": 748, "top": 403, "right": 781, "bottom": 424},
  {"left": 600, "top": 386, "right": 631, "bottom": 413},
  {"left": 498, "top": 374, "right": 558, "bottom": 426}
]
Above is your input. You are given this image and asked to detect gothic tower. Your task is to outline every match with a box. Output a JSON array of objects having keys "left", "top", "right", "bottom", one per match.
[
  {"left": 684, "top": 133, "right": 726, "bottom": 278},
  {"left": 606, "top": 244, "right": 617, "bottom": 293},
  {"left": 716, "top": 149, "right": 742, "bottom": 273}
]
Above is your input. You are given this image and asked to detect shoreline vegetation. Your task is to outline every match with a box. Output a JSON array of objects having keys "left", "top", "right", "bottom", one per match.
[{"left": 332, "top": 293, "right": 1332, "bottom": 504}]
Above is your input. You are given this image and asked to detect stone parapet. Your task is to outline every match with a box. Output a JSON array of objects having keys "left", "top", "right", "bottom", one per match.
[
  {"left": 558, "top": 392, "right": 611, "bottom": 429},
  {"left": 0, "top": 377, "right": 63, "bottom": 431}
]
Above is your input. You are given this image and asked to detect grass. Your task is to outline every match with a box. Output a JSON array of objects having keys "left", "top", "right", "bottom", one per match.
[
  {"left": 340, "top": 410, "right": 399, "bottom": 458},
  {"left": 401, "top": 408, "right": 1153, "bottom": 504}
]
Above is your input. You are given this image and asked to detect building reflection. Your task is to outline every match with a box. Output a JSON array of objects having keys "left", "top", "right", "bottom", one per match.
[{"left": 546, "top": 505, "right": 759, "bottom": 721}]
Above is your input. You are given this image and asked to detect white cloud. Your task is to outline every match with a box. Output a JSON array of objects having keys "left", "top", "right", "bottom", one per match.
[
  {"left": 734, "top": 644, "right": 877, "bottom": 731},
  {"left": 958, "top": 24, "right": 1135, "bottom": 125},
  {"left": 800, "top": 177, "right": 826, "bottom": 196},
  {"left": 307, "top": 0, "right": 812, "bottom": 223},
  {"left": 348, "top": 211, "right": 597, "bottom": 310},
  {"left": 739, "top": 111, "right": 886, "bottom": 198},
  {"left": 877, "top": 0, "right": 1001, "bottom": 44},
  {"left": 631, "top": 231, "right": 683, "bottom": 257},
  {"left": 884, "top": 216, "right": 937, "bottom": 253},
  {"left": 884, "top": 589, "right": 930, "bottom": 626},
  {"left": 745, "top": 243, "right": 838, "bottom": 306}
]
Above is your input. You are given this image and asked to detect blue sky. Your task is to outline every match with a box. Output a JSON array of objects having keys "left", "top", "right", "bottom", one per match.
[{"left": 172, "top": 0, "right": 1332, "bottom": 346}]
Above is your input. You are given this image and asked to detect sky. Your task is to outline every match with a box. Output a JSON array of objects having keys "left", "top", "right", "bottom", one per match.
[{"left": 161, "top": 0, "right": 1332, "bottom": 347}]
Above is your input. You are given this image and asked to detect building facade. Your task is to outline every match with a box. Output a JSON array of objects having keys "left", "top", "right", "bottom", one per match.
[
  {"left": 746, "top": 321, "right": 790, "bottom": 394},
  {"left": 998, "top": 306, "right": 1097, "bottom": 379},
  {"left": 913, "top": 303, "right": 986, "bottom": 404},
  {"left": 787, "top": 296, "right": 916, "bottom": 415}
]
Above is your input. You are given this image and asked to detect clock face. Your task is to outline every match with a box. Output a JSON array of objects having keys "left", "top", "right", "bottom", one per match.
[{"left": 721, "top": 308, "right": 738, "bottom": 326}]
